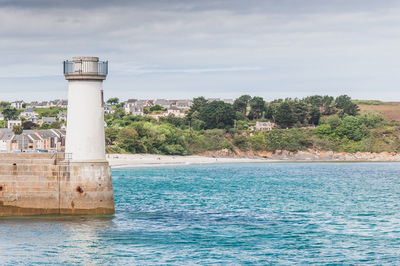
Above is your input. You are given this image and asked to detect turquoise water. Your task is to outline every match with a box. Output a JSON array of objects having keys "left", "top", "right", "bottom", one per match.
[{"left": 1, "top": 163, "right": 400, "bottom": 264}]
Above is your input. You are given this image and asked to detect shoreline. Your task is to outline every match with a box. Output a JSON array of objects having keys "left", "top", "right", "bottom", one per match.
[
  {"left": 107, "top": 154, "right": 270, "bottom": 168},
  {"left": 107, "top": 152, "right": 400, "bottom": 168}
]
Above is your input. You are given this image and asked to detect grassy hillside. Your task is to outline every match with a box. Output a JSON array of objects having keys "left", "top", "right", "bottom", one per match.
[
  {"left": 102, "top": 97, "right": 400, "bottom": 155},
  {"left": 357, "top": 101, "right": 400, "bottom": 122}
]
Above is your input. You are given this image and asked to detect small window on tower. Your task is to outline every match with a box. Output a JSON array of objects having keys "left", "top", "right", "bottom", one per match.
[{"left": 101, "top": 90, "right": 104, "bottom": 107}]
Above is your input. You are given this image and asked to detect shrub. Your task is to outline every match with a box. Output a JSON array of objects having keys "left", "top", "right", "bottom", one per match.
[
  {"left": 250, "top": 132, "right": 266, "bottom": 150},
  {"left": 233, "top": 134, "right": 250, "bottom": 151}
]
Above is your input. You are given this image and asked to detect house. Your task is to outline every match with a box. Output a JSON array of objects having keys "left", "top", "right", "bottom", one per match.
[
  {"left": 33, "top": 101, "right": 49, "bottom": 108},
  {"left": 7, "top": 120, "right": 22, "bottom": 129},
  {"left": 20, "top": 108, "right": 38, "bottom": 118},
  {"left": 57, "top": 112, "right": 67, "bottom": 122},
  {"left": 19, "top": 108, "right": 39, "bottom": 124},
  {"left": 49, "top": 129, "right": 66, "bottom": 150},
  {"left": 154, "top": 99, "right": 170, "bottom": 108},
  {"left": 104, "top": 105, "right": 114, "bottom": 114},
  {"left": 25, "top": 131, "right": 43, "bottom": 151},
  {"left": 11, "top": 101, "right": 24, "bottom": 109},
  {"left": 29, "top": 101, "right": 39, "bottom": 108},
  {"left": 0, "top": 129, "right": 13, "bottom": 152},
  {"left": 128, "top": 105, "right": 144, "bottom": 116},
  {"left": 0, "top": 129, "right": 66, "bottom": 152},
  {"left": 223, "top": 99, "right": 234, "bottom": 104},
  {"left": 124, "top": 99, "right": 150, "bottom": 115},
  {"left": 49, "top": 100, "right": 60, "bottom": 107},
  {"left": 34, "top": 129, "right": 65, "bottom": 152},
  {"left": 124, "top": 99, "right": 137, "bottom": 113},
  {"left": 41, "top": 117, "right": 57, "bottom": 125},
  {"left": 207, "top": 98, "right": 220, "bottom": 102},
  {"left": 147, "top": 113, "right": 165, "bottom": 120},
  {"left": 255, "top": 121, "right": 275, "bottom": 131},
  {"left": 175, "top": 100, "right": 192, "bottom": 110},
  {"left": 59, "top": 100, "right": 68, "bottom": 108},
  {"left": 26, "top": 117, "right": 38, "bottom": 124},
  {"left": 166, "top": 106, "right": 185, "bottom": 118}
]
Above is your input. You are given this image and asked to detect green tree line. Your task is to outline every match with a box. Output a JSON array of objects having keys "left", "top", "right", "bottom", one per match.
[{"left": 105, "top": 94, "right": 400, "bottom": 155}]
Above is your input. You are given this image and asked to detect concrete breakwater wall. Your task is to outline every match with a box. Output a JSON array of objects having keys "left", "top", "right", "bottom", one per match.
[{"left": 0, "top": 153, "right": 114, "bottom": 217}]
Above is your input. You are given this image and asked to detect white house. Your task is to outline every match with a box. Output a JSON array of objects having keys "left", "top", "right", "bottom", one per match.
[
  {"left": 11, "top": 101, "right": 24, "bottom": 109},
  {"left": 125, "top": 99, "right": 150, "bottom": 115},
  {"left": 7, "top": 120, "right": 22, "bottom": 129},
  {"left": 20, "top": 108, "right": 38, "bottom": 118},
  {"left": 57, "top": 112, "right": 67, "bottom": 121},
  {"left": 166, "top": 106, "right": 185, "bottom": 118},
  {"left": 41, "top": 117, "right": 57, "bottom": 125},
  {"left": 104, "top": 105, "right": 114, "bottom": 114},
  {"left": 255, "top": 121, "right": 274, "bottom": 131}
]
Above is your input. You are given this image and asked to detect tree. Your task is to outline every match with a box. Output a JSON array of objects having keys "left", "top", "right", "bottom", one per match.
[
  {"left": 334, "top": 116, "right": 367, "bottom": 141},
  {"left": 264, "top": 103, "right": 274, "bottom": 120},
  {"left": 274, "top": 102, "right": 295, "bottom": 128},
  {"left": 12, "top": 125, "right": 23, "bottom": 135},
  {"left": 22, "top": 121, "right": 36, "bottom": 130},
  {"left": 304, "top": 95, "right": 323, "bottom": 107},
  {"left": 160, "top": 114, "right": 186, "bottom": 128},
  {"left": 308, "top": 106, "right": 321, "bottom": 125},
  {"left": 3, "top": 108, "right": 19, "bottom": 120},
  {"left": 40, "top": 123, "right": 51, "bottom": 129},
  {"left": 144, "top": 104, "right": 166, "bottom": 114},
  {"left": 187, "top": 97, "right": 207, "bottom": 122},
  {"left": 105, "top": 127, "right": 119, "bottom": 145},
  {"left": 291, "top": 100, "right": 309, "bottom": 125},
  {"left": 117, "top": 128, "right": 144, "bottom": 153},
  {"left": 321, "top": 96, "right": 336, "bottom": 115},
  {"left": 106, "top": 97, "right": 119, "bottom": 105},
  {"left": 50, "top": 121, "right": 62, "bottom": 129},
  {"left": 248, "top": 96, "right": 264, "bottom": 120},
  {"left": 335, "top": 95, "right": 359, "bottom": 117},
  {"left": 198, "top": 101, "right": 235, "bottom": 129},
  {"left": 0, "top": 101, "right": 10, "bottom": 109},
  {"left": 233, "top": 95, "right": 251, "bottom": 116},
  {"left": 323, "top": 114, "right": 342, "bottom": 130},
  {"left": 112, "top": 106, "right": 125, "bottom": 120}
]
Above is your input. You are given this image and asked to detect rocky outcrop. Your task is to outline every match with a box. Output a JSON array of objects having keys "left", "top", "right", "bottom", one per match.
[{"left": 200, "top": 149, "right": 400, "bottom": 161}]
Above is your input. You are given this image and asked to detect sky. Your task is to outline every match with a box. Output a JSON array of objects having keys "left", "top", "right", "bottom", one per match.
[{"left": 0, "top": 0, "right": 400, "bottom": 101}]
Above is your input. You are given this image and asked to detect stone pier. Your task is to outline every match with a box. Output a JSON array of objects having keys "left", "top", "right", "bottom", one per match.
[{"left": 0, "top": 153, "right": 114, "bottom": 217}]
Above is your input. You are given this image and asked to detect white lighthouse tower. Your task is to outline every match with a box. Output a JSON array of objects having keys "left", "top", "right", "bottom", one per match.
[
  {"left": 62, "top": 56, "right": 114, "bottom": 215},
  {"left": 64, "top": 56, "right": 108, "bottom": 162}
]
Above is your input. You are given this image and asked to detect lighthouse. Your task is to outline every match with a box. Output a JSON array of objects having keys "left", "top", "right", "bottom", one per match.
[
  {"left": 64, "top": 56, "right": 108, "bottom": 162},
  {"left": 62, "top": 56, "right": 115, "bottom": 215},
  {"left": 0, "top": 57, "right": 114, "bottom": 217}
]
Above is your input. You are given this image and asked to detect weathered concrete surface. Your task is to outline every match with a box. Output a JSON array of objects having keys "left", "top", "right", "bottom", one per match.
[{"left": 0, "top": 153, "right": 114, "bottom": 217}]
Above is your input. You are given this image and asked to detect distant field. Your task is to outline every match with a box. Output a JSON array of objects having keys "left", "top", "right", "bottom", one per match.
[{"left": 358, "top": 101, "right": 400, "bottom": 121}]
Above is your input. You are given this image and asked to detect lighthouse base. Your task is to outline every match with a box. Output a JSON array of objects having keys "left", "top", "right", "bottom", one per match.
[{"left": 0, "top": 153, "right": 115, "bottom": 217}]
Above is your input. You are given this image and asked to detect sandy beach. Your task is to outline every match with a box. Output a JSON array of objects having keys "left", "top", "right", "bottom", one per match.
[
  {"left": 107, "top": 154, "right": 269, "bottom": 168},
  {"left": 107, "top": 151, "right": 400, "bottom": 168}
]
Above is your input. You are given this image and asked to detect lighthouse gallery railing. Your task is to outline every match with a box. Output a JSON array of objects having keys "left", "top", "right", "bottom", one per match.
[{"left": 63, "top": 60, "right": 108, "bottom": 76}]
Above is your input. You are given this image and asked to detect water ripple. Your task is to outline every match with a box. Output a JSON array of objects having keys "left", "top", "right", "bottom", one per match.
[{"left": 2, "top": 162, "right": 400, "bottom": 264}]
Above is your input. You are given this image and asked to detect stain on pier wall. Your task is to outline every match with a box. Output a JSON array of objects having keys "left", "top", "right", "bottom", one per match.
[{"left": 0, "top": 153, "right": 114, "bottom": 217}]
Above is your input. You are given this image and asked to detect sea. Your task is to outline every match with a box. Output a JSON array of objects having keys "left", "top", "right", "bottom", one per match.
[{"left": 1, "top": 162, "right": 400, "bottom": 264}]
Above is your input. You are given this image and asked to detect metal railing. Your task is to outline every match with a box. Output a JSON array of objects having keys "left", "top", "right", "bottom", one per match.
[{"left": 63, "top": 60, "right": 108, "bottom": 76}]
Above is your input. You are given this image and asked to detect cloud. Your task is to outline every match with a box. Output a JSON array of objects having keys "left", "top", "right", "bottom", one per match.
[{"left": 1, "top": 0, "right": 400, "bottom": 101}]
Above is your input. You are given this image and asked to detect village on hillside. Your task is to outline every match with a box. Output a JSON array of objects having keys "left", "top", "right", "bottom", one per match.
[{"left": 0, "top": 98, "right": 275, "bottom": 153}]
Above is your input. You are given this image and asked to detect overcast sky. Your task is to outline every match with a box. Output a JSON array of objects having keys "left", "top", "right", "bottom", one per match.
[{"left": 1, "top": 0, "right": 399, "bottom": 101}]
